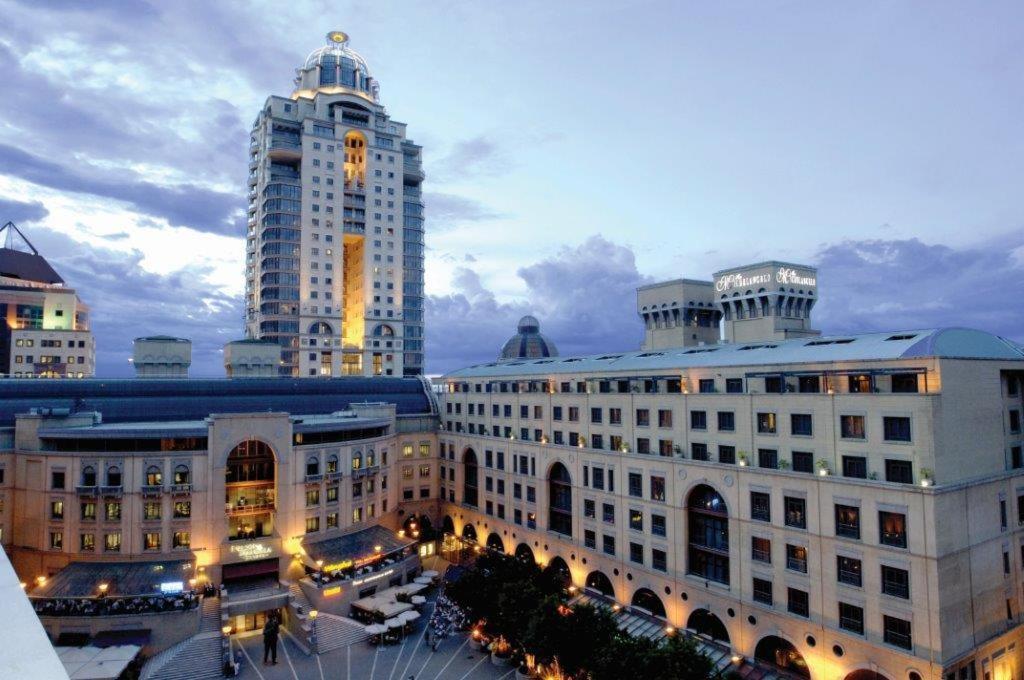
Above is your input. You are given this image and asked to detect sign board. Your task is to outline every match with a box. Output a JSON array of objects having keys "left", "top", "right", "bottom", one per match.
[
  {"left": 160, "top": 581, "right": 184, "bottom": 594},
  {"left": 714, "top": 264, "right": 817, "bottom": 294},
  {"left": 229, "top": 542, "right": 274, "bottom": 562}
]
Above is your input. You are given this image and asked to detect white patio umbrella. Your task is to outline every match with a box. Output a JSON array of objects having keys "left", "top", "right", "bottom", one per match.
[
  {"left": 365, "top": 623, "right": 387, "bottom": 635},
  {"left": 398, "top": 610, "right": 420, "bottom": 623},
  {"left": 414, "top": 576, "right": 432, "bottom": 585},
  {"left": 410, "top": 595, "right": 426, "bottom": 605},
  {"left": 421, "top": 570, "right": 439, "bottom": 578},
  {"left": 385, "top": 617, "right": 404, "bottom": 629}
]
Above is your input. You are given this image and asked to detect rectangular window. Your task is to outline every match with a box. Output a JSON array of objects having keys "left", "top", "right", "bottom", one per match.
[
  {"left": 881, "top": 565, "right": 910, "bottom": 599},
  {"left": 602, "top": 503, "right": 615, "bottom": 524},
  {"left": 584, "top": 499, "right": 595, "bottom": 518},
  {"left": 790, "top": 413, "right": 813, "bottom": 436},
  {"left": 839, "top": 602, "right": 865, "bottom": 634},
  {"left": 691, "top": 442, "right": 709, "bottom": 461},
  {"left": 885, "top": 459, "right": 913, "bottom": 484},
  {"left": 879, "top": 511, "right": 907, "bottom": 548},
  {"left": 591, "top": 407, "right": 603, "bottom": 424},
  {"left": 650, "top": 476, "right": 666, "bottom": 502},
  {"left": 608, "top": 408, "right": 622, "bottom": 425},
  {"left": 652, "top": 548, "right": 667, "bottom": 572},
  {"left": 717, "top": 411, "right": 735, "bottom": 432},
  {"left": 51, "top": 470, "right": 66, "bottom": 490},
  {"left": 751, "top": 492, "right": 771, "bottom": 522},
  {"left": 883, "top": 416, "right": 912, "bottom": 442},
  {"left": 786, "top": 544, "right": 807, "bottom": 573},
  {"left": 835, "top": 504, "right": 861, "bottom": 539},
  {"left": 764, "top": 376, "right": 784, "bottom": 393},
  {"left": 837, "top": 555, "right": 862, "bottom": 586},
  {"left": 891, "top": 374, "right": 918, "bottom": 393},
  {"left": 630, "top": 542, "right": 644, "bottom": 564},
  {"left": 584, "top": 529, "right": 596, "bottom": 549},
  {"left": 752, "top": 577, "right": 773, "bottom": 605},
  {"left": 784, "top": 496, "right": 806, "bottom": 529},
  {"left": 603, "top": 534, "right": 615, "bottom": 556},
  {"left": 758, "top": 448, "right": 778, "bottom": 469},
  {"left": 658, "top": 410, "right": 673, "bottom": 428},
  {"left": 757, "top": 412, "right": 776, "bottom": 434},
  {"left": 798, "top": 376, "right": 820, "bottom": 393},
  {"left": 105, "top": 532, "right": 122, "bottom": 552},
  {"left": 80, "top": 533, "right": 95, "bottom": 551},
  {"left": 636, "top": 409, "right": 650, "bottom": 427},
  {"left": 305, "top": 516, "right": 320, "bottom": 533},
  {"left": 50, "top": 531, "right": 63, "bottom": 550},
  {"left": 725, "top": 378, "right": 744, "bottom": 393},
  {"left": 848, "top": 375, "right": 872, "bottom": 393},
  {"left": 718, "top": 445, "right": 736, "bottom": 464},
  {"left": 840, "top": 415, "right": 866, "bottom": 439},
  {"left": 883, "top": 615, "right": 912, "bottom": 650},
  {"left": 752, "top": 536, "right": 772, "bottom": 563},
  {"left": 792, "top": 451, "right": 813, "bottom": 473},
  {"left": 629, "top": 508, "right": 643, "bottom": 531},
  {"left": 628, "top": 473, "right": 642, "bottom": 498},
  {"left": 652, "top": 514, "right": 666, "bottom": 537},
  {"left": 690, "top": 410, "right": 707, "bottom": 430},
  {"left": 842, "top": 455, "right": 867, "bottom": 479},
  {"left": 699, "top": 378, "right": 715, "bottom": 393},
  {"left": 788, "top": 588, "right": 809, "bottom": 617},
  {"left": 50, "top": 500, "right": 64, "bottom": 520}
]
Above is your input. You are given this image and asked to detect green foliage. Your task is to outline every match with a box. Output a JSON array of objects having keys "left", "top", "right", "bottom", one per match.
[{"left": 447, "top": 552, "right": 715, "bottom": 680}]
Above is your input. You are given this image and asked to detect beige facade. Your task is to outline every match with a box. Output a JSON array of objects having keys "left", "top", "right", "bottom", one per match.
[
  {"left": 438, "top": 328, "right": 1024, "bottom": 680},
  {"left": 244, "top": 31, "right": 425, "bottom": 378},
  {"left": 223, "top": 339, "right": 281, "bottom": 377},
  {"left": 132, "top": 336, "right": 191, "bottom": 378}
]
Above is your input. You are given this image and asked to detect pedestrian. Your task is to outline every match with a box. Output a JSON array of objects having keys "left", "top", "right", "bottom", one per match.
[{"left": 263, "top": 614, "right": 280, "bottom": 665}]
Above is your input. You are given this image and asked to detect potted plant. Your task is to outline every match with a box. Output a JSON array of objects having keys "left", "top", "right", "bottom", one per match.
[
  {"left": 816, "top": 459, "right": 831, "bottom": 476},
  {"left": 778, "top": 459, "right": 791, "bottom": 470},
  {"left": 673, "top": 444, "right": 683, "bottom": 456},
  {"left": 490, "top": 636, "right": 513, "bottom": 666},
  {"left": 920, "top": 468, "right": 934, "bottom": 486},
  {"left": 737, "top": 451, "right": 749, "bottom": 466}
]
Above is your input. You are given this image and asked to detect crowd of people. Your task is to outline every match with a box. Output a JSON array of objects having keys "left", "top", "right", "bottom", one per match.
[
  {"left": 425, "top": 590, "right": 467, "bottom": 651},
  {"left": 32, "top": 590, "right": 200, "bottom": 617}
]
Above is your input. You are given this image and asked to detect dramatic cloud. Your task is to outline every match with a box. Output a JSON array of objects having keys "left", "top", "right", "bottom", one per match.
[
  {"left": 813, "top": 232, "right": 1024, "bottom": 341},
  {"left": 423, "top": 192, "right": 502, "bottom": 230},
  {"left": 0, "top": 197, "right": 48, "bottom": 225},
  {"left": 429, "top": 135, "right": 510, "bottom": 182},
  {"left": 0, "top": 144, "right": 244, "bottom": 237},
  {"left": 18, "top": 225, "right": 243, "bottom": 377},
  {"left": 426, "top": 235, "right": 650, "bottom": 373}
]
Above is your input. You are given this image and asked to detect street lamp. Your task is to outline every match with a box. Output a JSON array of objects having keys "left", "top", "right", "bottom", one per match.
[
  {"left": 221, "top": 625, "right": 232, "bottom": 637},
  {"left": 98, "top": 583, "right": 108, "bottom": 597},
  {"left": 309, "top": 610, "right": 318, "bottom": 652}
]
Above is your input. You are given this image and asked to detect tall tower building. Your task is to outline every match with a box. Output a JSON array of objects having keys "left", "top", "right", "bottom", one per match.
[{"left": 245, "top": 31, "right": 425, "bottom": 378}]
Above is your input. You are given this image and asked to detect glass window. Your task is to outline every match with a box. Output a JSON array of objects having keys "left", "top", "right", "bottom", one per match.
[
  {"left": 786, "top": 544, "right": 807, "bottom": 573},
  {"left": 885, "top": 459, "right": 913, "bottom": 484},
  {"left": 752, "top": 577, "right": 773, "bottom": 605},
  {"left": 629, "top": 508, "right": 643, "bottom": 531},
  {"left": 788, "top": 588, "right": 809, "bottom": 617},
  {"left": 883, "top": 615, "right": 912, "bottom": 650},
  {"left": 752, "top": 536, "right": 771, "bottom": 563},
  {"left": 650, "top": 476, "right": 665, "bottom": 502},
  {"left": 842, "top": 456, "right": 867, "bottom": 479},
  {"left": 840, "top": 415, "right": 866, "bottom": 439},
  {"left": 881, "top": 565, "right": 910, "bottom": 599},
  {"left": 757, "top": 412, "right": 776, "bottom": 434},
  {"left": 784, "top": 497, "right": 806, "bottom": 529},
  {"left": 790, "top": 413, "right": 813, "bottom": 436},
  {"left": 792, "top": 450, "right": 813, "bottom": 473},
  {"left": 839, "top": 602, "right": 864, "bottom": 634},
  {"left": 717, "top": 411, "right": 735, "bottom": 431},
  {"left": 690, "top": 410, "right": 707, "bottom": 430},
  {"left": 758, "top": 448, "right": 778, "bottom": 469},
  {"left": 837, "top": 555, "right": 862, "bottom": 586},
  {"left": 835, "top": 504, "right": 860, "bottom": 539},
  {"left": 718, "top": 445, "right": 736, "bottom": 464},
  {"left": 884, "top": 417, "right": 912, "bottom": 442},
  {"left": 879, "top": 511, "right": 907, "bottom": 548},
  {"left": 751, "top": 492, "right": 771, "bottom": 522}
]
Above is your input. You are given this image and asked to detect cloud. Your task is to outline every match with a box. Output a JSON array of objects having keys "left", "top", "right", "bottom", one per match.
[
  {"left": 429, "top": 135, "right": 510, "bottom": 182},
  {"left": 813, "top": 232, "right": 1024, "bottom": 341},
  {"left": 425, "top": 235, "right": 650, "bottom": 373},
  {"left": 0, "top": 197, "right": 49, "bottom": 224},
  {"left": 0, "top": 143, "right": 244, "bottom": 237},
  {"left": 424, "top": 192, "right": 502, "bottom": 229},
  {"left": 19, "top": 225, "right": 243, "bottom": 377}
]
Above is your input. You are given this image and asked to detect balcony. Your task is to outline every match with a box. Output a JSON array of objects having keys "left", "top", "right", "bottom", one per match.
[
  {"left": 403, "top": 162, "right": 425, "bottom": 182},
  {"left": 170, "top": 483, "right": 192, "bottom": 496},
  {"left": 100, "top": 485, "right": 123, "bottom": 498},
  {"left": 226, "top": 500, "right": 275, "bottom": 516},
  {"left": 325, "top": 471, "right": 343, "bottom": 482},
  {"left": 141, "top": 485, "right": 164, "bottom": 497},
  {"left": 76, "top": 485, "right": 98, "bottom": 496},
  {"left": 268, "top": 137, "right": 302, "bottom": 161},
  {"left": 304, "top": 473, "right": 323, "bottom": 484}
]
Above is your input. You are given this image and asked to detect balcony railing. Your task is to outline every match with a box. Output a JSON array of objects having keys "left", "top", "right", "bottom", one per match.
[
  {"left": 100, "top": 486, "right": 123, "bottom": 497},
  {"left": 838, "top": 569, "right": 862, "bottom": 586},
  {"left": 76, "top": 485, "right": 98, "bottom": 496},
  {"left": 786, "top": 557, "right": 807, "bottom": 572},
  {"left": 304, "top": 474, "right": 323, "bottom": 484},
  {"left": 170, "top": 483, "right": 192, "bottom": 495},
  {"left": 141, "top": 485, "right": 164, "bottom": 497},
  {"left": 225, "top": 500, "right": 275, "bottom": 516}
]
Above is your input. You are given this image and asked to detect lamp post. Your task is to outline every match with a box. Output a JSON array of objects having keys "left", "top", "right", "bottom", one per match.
[
  {"left": 316, "top": 559, "right": 324, "bottom": 580},
  {"left": 98, "top": 583, "right": 108, "bottom": 598}
]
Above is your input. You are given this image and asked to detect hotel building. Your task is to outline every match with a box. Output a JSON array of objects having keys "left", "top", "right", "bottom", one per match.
[
  {"left": 438, "top": 263, "right": 1024, "bottom": 680},
  {"left": 0, "top": 222, "right": 95, "bottom": 379},
  {"left": 244, "top": 31, "right": 425, "bottom": 378}
]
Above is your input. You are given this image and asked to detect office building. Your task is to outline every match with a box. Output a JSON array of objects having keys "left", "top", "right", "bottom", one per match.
[{"left": 0, "top": 221, "right": 95, "bottom": 379}]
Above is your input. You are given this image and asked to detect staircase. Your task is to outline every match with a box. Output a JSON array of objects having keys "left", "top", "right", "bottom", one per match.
[
  {"left": 141, "top": 596, "right": 224, "bottom": 680},
  {"left": 287, "top": 581, "right": 368, "bottom": 653}
]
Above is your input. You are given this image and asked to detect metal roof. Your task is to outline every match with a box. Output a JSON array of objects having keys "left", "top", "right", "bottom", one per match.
[
  {"left": 302, "top": 524, "right": 414, "bottom": 565},
  {"left": 0, "top": 377, "right": 435, "bottom": 427},
  {"left": 445, "top": 328, "right": 1024, "bottom": 379}
]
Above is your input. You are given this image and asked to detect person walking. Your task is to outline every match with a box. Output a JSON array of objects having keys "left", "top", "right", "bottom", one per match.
[{"left": 263, "top": 614, "right": 280, "bottom": 665}]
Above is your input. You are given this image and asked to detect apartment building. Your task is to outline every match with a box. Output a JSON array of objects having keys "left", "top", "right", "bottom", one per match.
[
  {"left": 438, "top": 327, "right": 1024, "bottom": 680},
  {"left": 245, "top": 31, "right": 425, "bottom": 377}
]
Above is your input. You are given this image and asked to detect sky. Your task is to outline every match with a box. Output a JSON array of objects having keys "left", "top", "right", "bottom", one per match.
[{"left": 1, "top": 0, "right": 1022, "bottom": 376}]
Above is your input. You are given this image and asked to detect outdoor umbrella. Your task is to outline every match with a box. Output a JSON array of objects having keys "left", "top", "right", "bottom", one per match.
[
  {"left": 385, "top": 618, "right": 404, "bottom": 629},
  {"left": 421, "top": 570, "right": 439, "bottom": 578},
  {"left": 365, "top": 623, "right": 387, "bottom": 634},
  {"left": 398, "top": 610, "right": 420, "bottom": 623},
  {"left": 410, "top": 595, "right": 426, "bottom": 605}
]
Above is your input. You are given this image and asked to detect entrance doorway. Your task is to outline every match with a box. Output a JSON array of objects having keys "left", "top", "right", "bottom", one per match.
[{"left": 229, "top": 608, "right": 283, "bottom": 634}]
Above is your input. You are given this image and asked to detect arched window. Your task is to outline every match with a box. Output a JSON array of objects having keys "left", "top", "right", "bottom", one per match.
[
  {"left": 461, "top": 523, "right": 477, "bottom": 542},
  {"left": 365, "top": 450, "right": 375, "bottom": 467},
  {"left": 352, "top": 452, "right": 363, "bottom": 470},
  {"left": 225, "top": 440, "right": 275, "bottom": 483},
  {"left": 548, "top": 462, "right": 572, "bottom": 536},
  {"left": 845, "top": 671, "right": 892, "bottom": 680},
  {"left": 309, "top": 321, "right": 333, "bottom": 335},
  {"left": 145, "top": 465, "right": 162, "bottom": 486},
  {"left": 106, "top": 465, "right": 122, "bottom": 488},
  {"left": 82, "top": 465, "right": 97, "bottom": 487},
  {"left": 326, "top": 454, "right": 339, "bottom": 474},
  {"left": 687, "top": 609, "right": 730, "bottom": 643},
  {"left": 687, "top": 484, "right": 729, "bottom": 585},
  {"left": 585, "top": 570, "right": 615, "bottom": 597},
  {"left": 173, "top": 464, "right": 190, "bottom": 486},
  {"left": 372, "top": 324, "right": 394, "bottom": 337},
  {"left": 546, "top": 557, "right": 571, "bottom": 588},
  {"left": 630, "top": 588, "right": 666, "bottom": 618},
  {"left": 306, "top": 455, "right": 320, "bottom": 477},
  {"left": 486, "top": 532, "right": 505, "bottom": 553},
  {"left": 442, "top": 515, "right": 455, "bottom": 535},
  {"left": 754, "top": 636, "right": 809, "bottom": 678},
  {"left": 463, "top": 449, "right": 478, "bottom": 507},
  {"left": 515, "top": 543, "right": 535, "bottom": 564}
]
